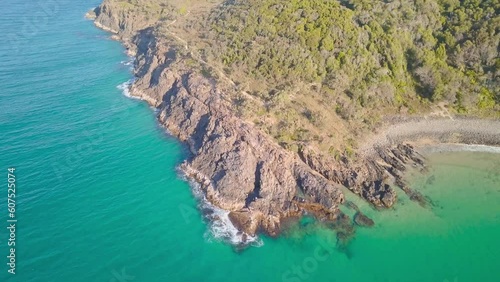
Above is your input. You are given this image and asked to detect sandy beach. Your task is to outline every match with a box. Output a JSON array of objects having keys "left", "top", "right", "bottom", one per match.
[{"left": 360, "top": 117, "right": 500, "bottom": 157}]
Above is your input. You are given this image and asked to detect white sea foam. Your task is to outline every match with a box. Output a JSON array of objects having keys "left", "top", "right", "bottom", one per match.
[
  {"left": 116, "top": 48, "right": 136, "bottom": 97},
  {"left": 178, "top": 169, "right": 263, "bottom": 247},
  {"left": 205, "top": 206, "right": 263, "bottom": 247},
  {"left": 121, "top": 59, "right": 134, "bottom": 66},
  {"left": 116, "top": 79, "right": 139, "bottom": 99},
  {"left": 120, "top": 58, "right": 134, "bottom": 71},
  {"left": 421, "top": 144, "right": 500, "bottom": 154}
]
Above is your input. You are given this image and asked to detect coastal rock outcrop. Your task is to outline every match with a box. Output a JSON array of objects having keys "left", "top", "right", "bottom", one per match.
[
  {"left": 298, "top": 144, "right": 426, "bottom": 208},
  {"left": 155, "top": 69, "right": 347, "bottom": 236},
  {"left": 92, "top": 2, "right": 166, "bottom": 36},
  {"left": 118, "top": 24, "right": 347, "bottom": 237},
  {"left": 90, "top": 0, "right": 500, "bottom": 243},
  {"left": 90, "top": 0, "right": 420, "bottom": 239}
]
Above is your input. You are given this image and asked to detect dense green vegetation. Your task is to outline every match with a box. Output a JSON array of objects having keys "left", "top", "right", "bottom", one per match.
[
  {"left": 103, "top": 0, "right": 499, "bottom": 155},
  {"left": 207, "top": 0, "right": 499, "bottom": 115}
]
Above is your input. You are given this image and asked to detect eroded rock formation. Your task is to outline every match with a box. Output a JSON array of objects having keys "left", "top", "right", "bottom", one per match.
[{"left": 89, "top": 1, "right": 499, "bottom": 243}]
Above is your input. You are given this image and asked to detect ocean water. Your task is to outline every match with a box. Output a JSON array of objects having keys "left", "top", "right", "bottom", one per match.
[{"left": 0, "top": 1, "right": 499, "bottom": 281}]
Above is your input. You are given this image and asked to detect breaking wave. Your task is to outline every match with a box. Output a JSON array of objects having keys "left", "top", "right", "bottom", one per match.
[
  {"left": 116, "top": 79, "right": 139, "bottom": 99},
  {"left": 178, "top": 168, "right": 263, "bottom": 248},
  {"left": 120, "top": 58, "right": 134, "bottom": 71}
]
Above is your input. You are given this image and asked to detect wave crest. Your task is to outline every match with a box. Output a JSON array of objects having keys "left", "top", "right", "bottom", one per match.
[
  {"left": 178, "top": 168, "right": 263, "bottom": 248},
  {"left": 116, "top": 79, "right": 138, "bottom": 99}
]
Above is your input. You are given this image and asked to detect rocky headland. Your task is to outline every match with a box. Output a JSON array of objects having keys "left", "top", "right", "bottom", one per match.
[{"left": 88, "top": 0, "right": 500, "bottom": 245}]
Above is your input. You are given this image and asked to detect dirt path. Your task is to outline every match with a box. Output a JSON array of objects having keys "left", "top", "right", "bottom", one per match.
[{"left": 162, "top": 13, "right": 262, "bottom": 105}]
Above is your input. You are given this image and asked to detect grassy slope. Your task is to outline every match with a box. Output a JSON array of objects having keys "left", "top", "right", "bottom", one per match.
[
  {"left": 102, "top": 0, "right": 499, "bottom": 158},
  {"left": 202, "top": 0, "right": 499, "bottom": 157}
]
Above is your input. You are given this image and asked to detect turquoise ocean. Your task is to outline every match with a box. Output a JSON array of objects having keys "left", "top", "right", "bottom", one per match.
[{"left": 0, "top": 1, "right": 499, "bottom": 281}]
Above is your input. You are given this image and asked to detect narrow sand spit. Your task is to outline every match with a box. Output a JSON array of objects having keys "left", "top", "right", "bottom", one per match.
[{"left": 360, "top": 117, "right": 500, "bottom": 157}]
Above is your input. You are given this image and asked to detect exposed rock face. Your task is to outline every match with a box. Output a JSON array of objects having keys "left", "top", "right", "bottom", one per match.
[
  {"left": 92, "top": 3, "right": 163, "bottom": 37},
  {"left": 298, "top": 143, "right": 426, "bottom": 208},
  {"left": 89, "top": 1, "right": 449, "bottom": 240},
  {"left": 111, "top": 22, "right": 346, "bottom": 237},
  {"left": 152, "top": 64, "right": 347, "bottom": 237}
]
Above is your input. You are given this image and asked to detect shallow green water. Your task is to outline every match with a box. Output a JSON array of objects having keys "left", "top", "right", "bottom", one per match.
[{"left": 0, "top": 1, "right": 499, "bottom": 281}]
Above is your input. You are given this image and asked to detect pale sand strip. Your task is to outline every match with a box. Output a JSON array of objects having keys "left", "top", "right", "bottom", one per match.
[{"left": 360, "top": 117, "right": 500, "bottom": 156}]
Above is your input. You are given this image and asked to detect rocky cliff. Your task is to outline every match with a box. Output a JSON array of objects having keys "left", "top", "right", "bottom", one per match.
[
  {"left": 111, "top": 22, "right": 348, "bottom": 238},
  {"left": 89, "top": 0, "right": 500, "bottom": 245}
]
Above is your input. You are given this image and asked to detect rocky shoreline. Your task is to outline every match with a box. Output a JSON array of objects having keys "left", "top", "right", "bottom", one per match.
[{"left": 88, "top": 1, "right": 500, "bottom": 246}]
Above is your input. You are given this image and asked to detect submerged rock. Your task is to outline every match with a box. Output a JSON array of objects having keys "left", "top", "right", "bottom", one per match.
[
  {"left": 345, "top": 201, "right": 360, "bottom": 212},
  {"left": 228, "top": 211, "right": 256, "bottom": 236},
  {"left": 353, "top": 212, "right": 375, "bottom": 227}
]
